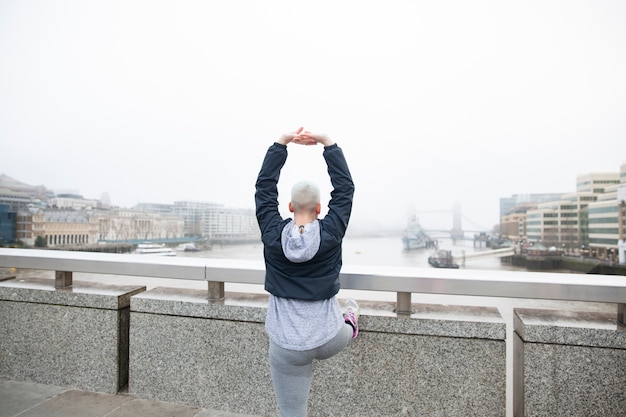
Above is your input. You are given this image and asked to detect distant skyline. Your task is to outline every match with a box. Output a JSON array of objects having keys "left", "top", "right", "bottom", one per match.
[
  {"left": 3, "top": 161, "right": 623, "bottom": 235},
  {"left": 1, "top": 1, "right": 625, "bottom": 233}
]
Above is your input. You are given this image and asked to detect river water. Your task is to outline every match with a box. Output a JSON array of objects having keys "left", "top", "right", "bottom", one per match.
[{"left": 179, "top": 235, "right": 522, "bottom": 269}]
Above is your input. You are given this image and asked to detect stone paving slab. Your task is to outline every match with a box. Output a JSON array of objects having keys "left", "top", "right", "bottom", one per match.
[
  {"left": 13, "top": 390, "right": 134, "bottom": 417},
  {"left": 0, "top": 379, "right": 259, "bottom": 417},
  {"left": 0, "top": 379, "right": 67, "bottom": 417}
]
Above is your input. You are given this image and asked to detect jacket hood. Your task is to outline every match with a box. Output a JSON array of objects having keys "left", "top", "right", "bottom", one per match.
[{"left": 281, "top": 219, "right": 321, "bottom": 263}]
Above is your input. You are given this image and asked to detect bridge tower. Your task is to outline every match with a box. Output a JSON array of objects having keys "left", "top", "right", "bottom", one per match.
[{"left": 451, "top": 202, "right": 464, "bottom": 242}]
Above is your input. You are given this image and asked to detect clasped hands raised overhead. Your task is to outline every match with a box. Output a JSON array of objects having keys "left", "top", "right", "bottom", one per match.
[{"left": 278, "top": 127, "right": 334, "bottom": 147}]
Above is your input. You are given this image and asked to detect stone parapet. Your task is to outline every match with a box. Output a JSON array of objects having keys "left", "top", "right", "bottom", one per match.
[
  {"left": 0, "top": 277, "right": 145, "bottom": 393},
  {"left": 130, "top": 287, "right": 506, "bottom": 416},
  {"left": 514, "top": 308, "right": 626, "bottom": 417}
]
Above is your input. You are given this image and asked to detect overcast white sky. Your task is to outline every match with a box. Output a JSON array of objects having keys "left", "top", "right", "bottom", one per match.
[{"left": 1, "top": 0, "right": 625, "bottom": 233}]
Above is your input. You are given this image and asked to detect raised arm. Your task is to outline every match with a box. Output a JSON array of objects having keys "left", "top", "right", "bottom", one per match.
[
  {"left": 255, "top": 142, "right": 289, "bottom": 236},
  {"left": 322, "top": 143, "right": 354, "bottom": 238}
]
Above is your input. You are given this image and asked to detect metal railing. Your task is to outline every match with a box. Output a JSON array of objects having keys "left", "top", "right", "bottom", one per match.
[{"left": 1, "top": 248, "right": 625, "bottom": 323}]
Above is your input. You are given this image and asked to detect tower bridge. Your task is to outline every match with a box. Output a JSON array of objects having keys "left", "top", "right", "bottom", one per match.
[{"left": 412, "top": 203, "right": 491, "bottom": 243}]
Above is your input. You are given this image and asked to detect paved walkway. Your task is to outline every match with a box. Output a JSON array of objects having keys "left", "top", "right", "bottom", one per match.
[{"left": 0, "top": 379, "right": 259, "bottom": 417}]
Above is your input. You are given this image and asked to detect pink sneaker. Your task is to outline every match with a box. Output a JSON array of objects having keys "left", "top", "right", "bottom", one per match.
[{"left": 343, "top": 299, "right": 360, "bottom": 338}]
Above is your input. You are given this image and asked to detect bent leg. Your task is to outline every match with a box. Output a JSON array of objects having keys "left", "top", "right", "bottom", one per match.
[
  {"left": 316, "top": 323, "right": 353, "bottom": 360},
  {"left": 269, "top": 342, "right": 315, "bottom": 417}
]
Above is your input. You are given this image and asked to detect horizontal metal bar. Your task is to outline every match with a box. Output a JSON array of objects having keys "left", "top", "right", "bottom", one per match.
[
  {"left": 340, "top": 264, "right": 626, "bottom": 304},
  {"left": 203, "top": 258, "right": 265, "bottom": 284},
  {"left": 0, "top": 248, "right": 208, "bottom": 281},
  {"left": 1, "top": 248, "right": 625, "bottom": 305}
]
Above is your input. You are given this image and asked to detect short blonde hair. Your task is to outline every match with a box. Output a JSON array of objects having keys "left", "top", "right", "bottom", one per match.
[{"left": 290, "top": 180, "right": 320, "bottom": 213}]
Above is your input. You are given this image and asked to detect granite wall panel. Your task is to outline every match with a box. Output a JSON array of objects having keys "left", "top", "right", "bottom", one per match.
[
  {"left": 0, "top": 277, "right": 145, "bottom": 394},
  {"left": 514, "top": 308, "right": 626, "bottom": 417},
  {"left": 130, "top": 287, "right": 506, "bottom": 417}
]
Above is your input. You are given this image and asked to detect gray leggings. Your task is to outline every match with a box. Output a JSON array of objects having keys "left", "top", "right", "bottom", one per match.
[{"left": 269, "top": 324, "right": 353, "bottom": 417}]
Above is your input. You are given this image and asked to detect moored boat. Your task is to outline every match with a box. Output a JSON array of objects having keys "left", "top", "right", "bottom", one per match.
[
  {"left": 428, "top": 249, "right": 459, "bottom": 268},
  {"left": 176, "top": 242, "right": 200, "bottom": 252},
  {"left": 135, "top": 243, "right": 176, "bottom": 256}
]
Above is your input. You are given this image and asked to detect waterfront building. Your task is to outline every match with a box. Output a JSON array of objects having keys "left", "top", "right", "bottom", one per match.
[
  {"left": 13, "top": 208, "right": 184, "bottom": 247},
  {"left": 31, "top": 209, "right": 99, "bottom": 247},
  {"left": 0, "top": 204, "right": 16, "bottom": 244},
  {"left": 586, "top": 169, "right": 626, "bottom": 261},
  {"left": 499, "top": 193, "right": 565, "bottom": 242},
  {"left": 133, "top": 202, "right": 174, "bottom": 215},
  {"left": 49, "top": 194, "right": 100, "bottom": 210},
  {"left": 171, "top": 201, "right": 221, "bottom": 237},
  {"left": 15, "top": 211, "right": 33, "bottom": 244},
  {"left": 500, "top": 194, "right": 567, "bottom": 243},
  {"left": 499, "top": 193, "right": 564, "bottom": 221},
  {"left": 172, "top": 200, "right": 259, "bottom": 242},
  {"left": 525, "top": 193, "right": 595, "bottom": 250},
  {"left": 209, "top": 206, "right": 259, "bottom": 243},
  {"left": 503, "top": 163, "right": 626, "bottom": 262},
  {"left": 500, "top": 202, "right": 537, "bottom": 241},
  {"left": 587, "top": 199, "right": 620, "bottom": 260},
  {"left": 576, "top": 172, "right": 620, "bottom": 194},
  {"left": 97, "top": 209, "right": 184, "bottom": 243},
  {"left": 0, "top": 188, "right": 33, "bottom": 212}
]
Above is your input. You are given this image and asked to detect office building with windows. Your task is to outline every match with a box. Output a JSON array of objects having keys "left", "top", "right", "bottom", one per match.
[{"left": 502, "top": 163, "right": 626, "bottom": 262}]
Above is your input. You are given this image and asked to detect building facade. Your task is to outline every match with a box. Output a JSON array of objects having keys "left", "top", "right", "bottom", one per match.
[
  {"left": 576, "top": 172, "right": 621, "bottom": 194},
  {"left": 14, "top": 208, "right": 184, "bottom": 247},
  {"left": 1, "top": 175, "right": 260, "bottom": 247},
  {"left": 97, "top": 209, "right": 184, "bottom": 243},
  {"left": 0, "top": 189, "right": 33, "bottom": 213},
  {"left": 32, "top": 209, "right": 99, "bottom": 247},
  {"left": 586, "top": 168, "right": 626, "bottom": 261},
  {"left": 525, "top": 194, "right": 593, "bottom": 250},
  {"left": 0, "top": 204, "right": 16, "bottom": 245},
  {"left": 172, "top": 201, "right": 259, "bottom": 242},
  {"left": 49, "top": 194, "right": 100, "bottom": 210},
  {"left": 500, "top": 202, "right": 537, "bottom": 241},
  {"left": 502, "top": 164, "right": 626, "bottom": 263}
]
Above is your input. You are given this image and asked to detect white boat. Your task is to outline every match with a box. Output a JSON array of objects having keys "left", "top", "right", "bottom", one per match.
[
  {"left": 135, "top": 243, "right": 176, "bottom": 256},
  {"left": 176, "top": 242, "right": 199, "bottom": 252}
]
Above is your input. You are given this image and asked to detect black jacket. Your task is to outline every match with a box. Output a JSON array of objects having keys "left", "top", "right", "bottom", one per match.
[{"left": 255, "top": 142, "right": 354, "bottom": 301}]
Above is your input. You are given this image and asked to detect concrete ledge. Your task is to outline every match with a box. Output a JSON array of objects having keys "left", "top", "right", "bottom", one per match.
[
  {"left": 131, "top": 286, "right": 268, "bottom": 322},
  {"left": 130, "top": 287, "right": 506, "bottom": 416},
  {"left": 358, "top": 301, "right": 506, "bottom": 340},
  {"left": 514, "top": 308, "right": 626, "bottom": 417},
  {"left": 0, "top": 276, "right": 141, "bottom": 309},
  {"left": 0, "top": 277, "right": 145, "bottom": 393}
]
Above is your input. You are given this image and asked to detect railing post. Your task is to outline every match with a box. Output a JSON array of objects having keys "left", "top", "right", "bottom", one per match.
[
  {"left": 207, "top": 281, "right": 224, "bottom": 301},
  {"left": 395, "top": 291, "right": 413, "bottom": 315},
  {"left": 55, "top": 271, "right": 72, "bottom": 288},
  {"left": 618, "top": 303, "right": 625, "bottom": 326}
]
